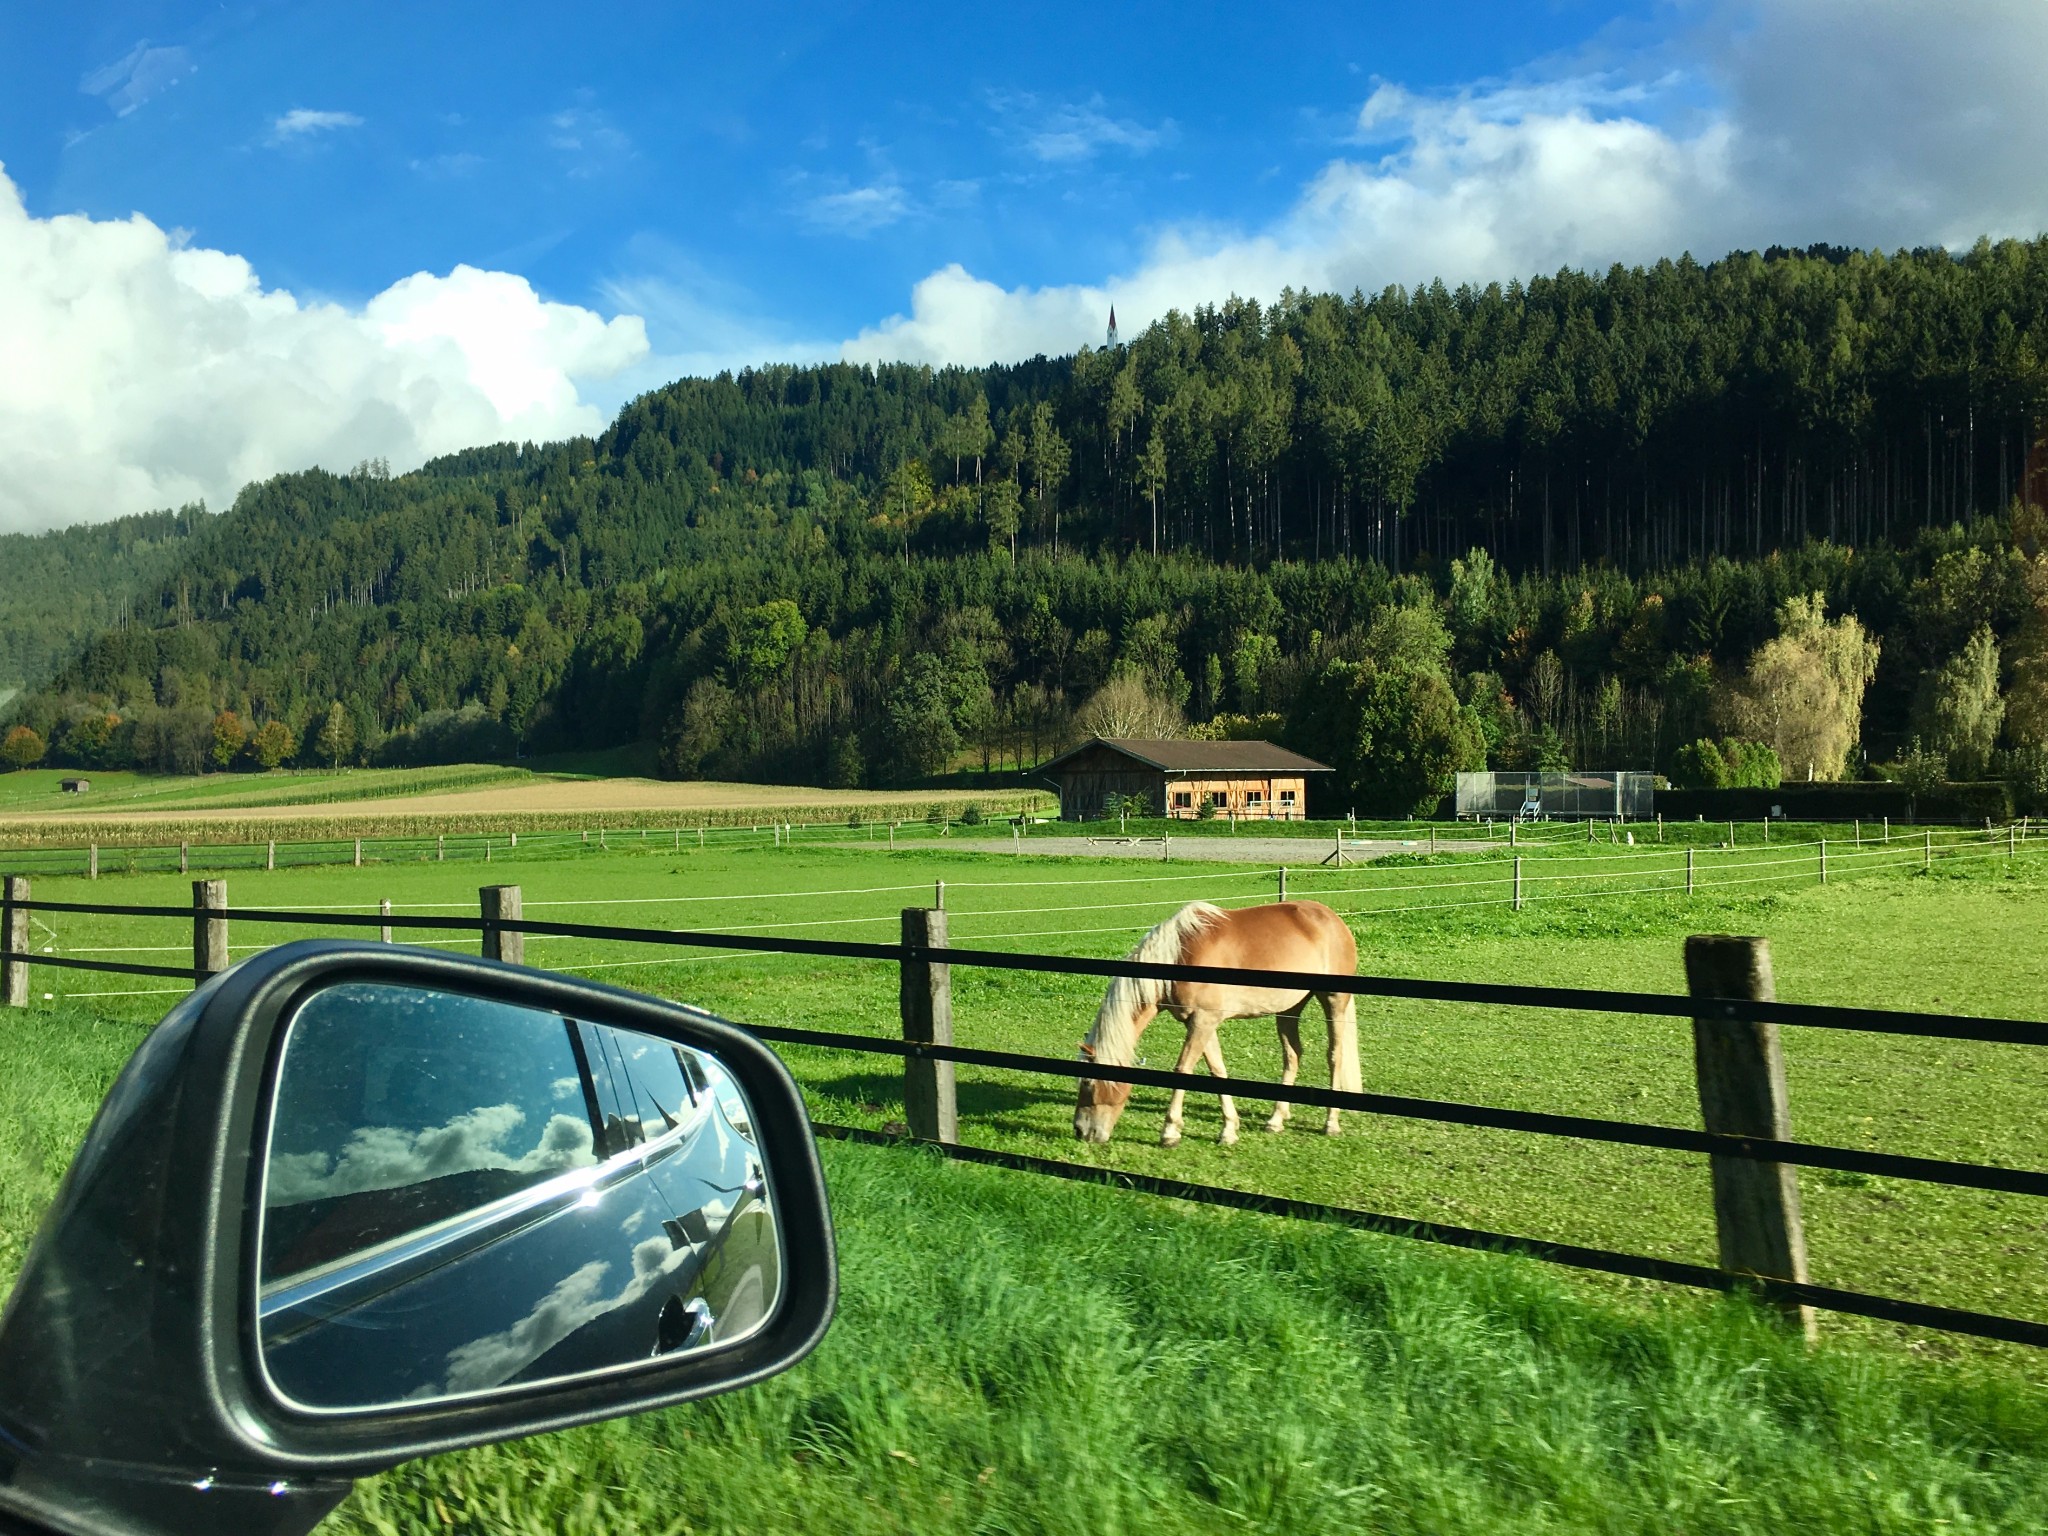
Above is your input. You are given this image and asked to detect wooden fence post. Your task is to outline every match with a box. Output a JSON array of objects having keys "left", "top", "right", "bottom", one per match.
[
  {"left": 472, "top": 884, "right": 524, "bottom": 965},
  {"left": 266, "top": 839, "right": 276, "bottom": 871},
  {"left": 380, "top": 897, "right": 393, "bottom": 944},
  {"left": 1278, "top": 866, "right": 1288, "bottom": 903},
  {"left": 1513, "top": 855, "right": 1524, "bottom": 911},
  {"left": 934, "top": 879, "right": 946, "bottom": 910},
  {"left": 354, "top": 837, "right": 363, "bottom": 868},
  {"left": 1819, "top": 839, "right": 1827, "bottom": 885},
  {"left": 88, "top": 844, "right": 98, "bottom": 880},
  {"left": 193, "top": 879, "right": 228, "bottom": 985},
  {"left": 2, "top": 876, "right": 28, "bottom": 1007},
  {"left": 899, "top": 908, "right": 957, "bottom": 1144},
  {"left": 436, "top": 835, "right": 445, "bottom": 863},
  {"left": 1924, "top": 829, "right": 1932, "bottom": 870},
  {"left": 1684, "top": 934, "right": 1815, "bottom": 1340},
  {"left": 180, "top": 842, "right": 189, "bottom": 875},
  {"left": 480, "top": 885, "right": 524, "bottom": 965},
  {"left": 1686, "top": 846, "right": 1696, "bottom": 895}
]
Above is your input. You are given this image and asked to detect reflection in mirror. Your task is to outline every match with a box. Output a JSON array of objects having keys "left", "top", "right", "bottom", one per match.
[{"left": 258, "top": 983, "right": 782, "bottom": 1412}]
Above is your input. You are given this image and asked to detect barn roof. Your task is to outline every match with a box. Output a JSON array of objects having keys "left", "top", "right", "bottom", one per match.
[{"left": 1040, "top": 737, "right": 1333, "bottom": 776}]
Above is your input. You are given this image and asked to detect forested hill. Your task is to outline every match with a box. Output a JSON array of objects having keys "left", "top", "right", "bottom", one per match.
[
  {"left": 4, "top": 239, "right": 2047, "bottom": 811},
  {"left": 0, "top": 507, "right": 207, "bottom": 690}
]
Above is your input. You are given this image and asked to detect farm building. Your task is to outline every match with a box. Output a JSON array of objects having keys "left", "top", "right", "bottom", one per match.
[
  {"left": 1039, "top": 738, "right": 1333, "bottom": 821},
  {"left": 58, "top": 778, "right": 89, "bottom": 794}
]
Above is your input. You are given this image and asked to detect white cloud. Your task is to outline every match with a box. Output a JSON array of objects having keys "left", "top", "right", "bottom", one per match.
[
  {"left": 267, "top": 1103, "right": 595, "bottom": 1204},
  {"left": 1000, "top": 93, "right": 1177, "bottom": 163},
  {"left": 548, "top": 106, "right": 633, "bottom": 177},
  {"left": 803, "top": 182, "right": 911, "bottom": 235},
  {"left": 80, "top": 42, "right": 195, "bottom": 117},
  {"left": 268, "top": 108, "right": 364, "bottom": 144},
  {"left": 845, "top": 0, "right": 2048, "bottom": 368},
  {"left": 0, "top": 165, "right": 648, "bottom": 533}
]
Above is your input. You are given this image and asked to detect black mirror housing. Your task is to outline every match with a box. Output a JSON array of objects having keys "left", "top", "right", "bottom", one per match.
[{"left": 0, "top": 942, "right": 837, "bottom": 1536}]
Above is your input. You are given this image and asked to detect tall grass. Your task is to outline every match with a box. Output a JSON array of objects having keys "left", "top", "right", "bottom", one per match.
[
  {"left": 335, "top": 1142, "right": 2048, "bottom": 1534},
  {"left": 6, "top": 1004, "right": 2047, "bottom": 1531}
]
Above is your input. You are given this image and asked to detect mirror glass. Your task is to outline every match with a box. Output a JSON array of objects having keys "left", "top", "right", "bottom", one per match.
[{"left": 257, "top": 982, "right": 782, "bottom": 1412}]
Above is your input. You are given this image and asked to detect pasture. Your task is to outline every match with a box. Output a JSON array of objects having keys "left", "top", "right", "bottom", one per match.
[
  {"left": 6, "top": 825, "right": 2045, "bottom": 1358},
  {"left": 5, "top": 992, "right": 2048, "bottom": 1534}
]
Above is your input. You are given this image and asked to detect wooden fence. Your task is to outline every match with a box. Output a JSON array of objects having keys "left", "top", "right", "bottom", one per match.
[{"left": 2, "top": 876, "right": 2045, "bottom": 1349}]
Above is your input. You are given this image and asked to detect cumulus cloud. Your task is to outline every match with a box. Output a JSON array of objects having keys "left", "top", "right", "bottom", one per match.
[
  {"left": 268, "top": 108, "right": 364, "bottom": 143},
  {"left": 267, "top": 1103, "right": 596, "bottom": 1204},
  {"left": 844, "top": 0, "right": 2048, "bottom": 368},
  {"left": 0, "top": 165, "right": 647, "bottom": 533}
]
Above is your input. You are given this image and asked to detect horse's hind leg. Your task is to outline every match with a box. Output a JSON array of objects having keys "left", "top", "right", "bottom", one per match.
[
  {"left": 1321, "top": 991, "right": 1361, "bottom": 1136},
  {"left": 1266, "top": 1005, "right": 1304, "bottom": 1134}
]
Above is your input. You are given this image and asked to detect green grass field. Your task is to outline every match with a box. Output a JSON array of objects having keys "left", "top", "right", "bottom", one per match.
[
  {"left": 9, "top": 826, "right": 2045, "bottom": 1342},
  {"left": 3, "top": 830, "right": 2045, "bottom": 1532},
  {"left": 5, "top": 998, "right": 2048, "bottom": 1535}
]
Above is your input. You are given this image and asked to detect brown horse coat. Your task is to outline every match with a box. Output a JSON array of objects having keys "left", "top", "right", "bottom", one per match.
[{"left": 1073, "top": 900, "right": 1360, "bottom": 1146}]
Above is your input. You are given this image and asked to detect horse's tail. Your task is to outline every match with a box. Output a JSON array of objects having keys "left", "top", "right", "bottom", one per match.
[{"left": 1083, "top": 902, "right": 1225, "bottom": 1065}]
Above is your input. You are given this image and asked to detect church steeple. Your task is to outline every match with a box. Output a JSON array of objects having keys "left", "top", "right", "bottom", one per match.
[{"left": 1106, "top": 305, "right": 1118, "bottom": 348}]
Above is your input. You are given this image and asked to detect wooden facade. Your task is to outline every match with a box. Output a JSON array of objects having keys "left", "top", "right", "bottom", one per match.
[{"left": 1039, "top": 738, "right": 1333, "bottom": 821}]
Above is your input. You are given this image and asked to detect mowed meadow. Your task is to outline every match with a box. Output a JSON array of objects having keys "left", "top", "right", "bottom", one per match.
[{"left": 4, "top": 823, "right": 2047, "bottom": 1532}]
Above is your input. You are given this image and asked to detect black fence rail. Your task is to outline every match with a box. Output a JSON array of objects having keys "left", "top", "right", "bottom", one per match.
[{"left": 2, "top": 875, "right": 2043, "bottom": 1349}]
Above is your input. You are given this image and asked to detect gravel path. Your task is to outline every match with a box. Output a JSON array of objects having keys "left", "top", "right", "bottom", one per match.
[{"left": 944, "top": 832, "right": 1491, "bottom": 864}]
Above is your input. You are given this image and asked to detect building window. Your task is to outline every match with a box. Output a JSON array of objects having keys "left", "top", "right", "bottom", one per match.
[
  {"left": 1280, "top": 788, "right": 1297, "bottom": 819},
  {"left": 1244, "top": 790, "right": 1264, "bottom": 807},
  {"left": 1170, "top": 791, "right": 1192, "bottom": 809},
  {"left": 1209, "top": 790, "right": 1228, "bottom": 809}
]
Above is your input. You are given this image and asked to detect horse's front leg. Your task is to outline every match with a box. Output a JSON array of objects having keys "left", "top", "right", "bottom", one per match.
[
  {"left": 1266, "top": 1006, "right": 1304, "bottom": 1134},
  {"left": 1199, "top": 1027, "right": 1239, "bottom": 1146},
  {"left": 1160, "top": 1011, "right": 1220, "bottom": 1148}
]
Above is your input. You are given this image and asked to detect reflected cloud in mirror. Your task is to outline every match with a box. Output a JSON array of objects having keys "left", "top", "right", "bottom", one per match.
[{"left": 258, "top": 983, "right": 782, "bottom": 1412}]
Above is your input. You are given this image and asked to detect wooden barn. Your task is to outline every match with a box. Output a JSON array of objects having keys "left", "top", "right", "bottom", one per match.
[{"left": 1039, "top": 738, "right": 1333, "bottom": 821}]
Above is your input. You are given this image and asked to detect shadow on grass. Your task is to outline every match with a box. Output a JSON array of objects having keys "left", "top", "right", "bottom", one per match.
[{"left": 806, "top": 1068, "right": 1083, "bottom": 1120}]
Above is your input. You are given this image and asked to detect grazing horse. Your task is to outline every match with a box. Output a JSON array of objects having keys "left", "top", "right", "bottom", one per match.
[{"left": 1072, "top": 900, "right": 1360, "bottom": 1147}]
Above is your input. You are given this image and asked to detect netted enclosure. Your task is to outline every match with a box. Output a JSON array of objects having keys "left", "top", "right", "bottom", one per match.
[{"left": 1455, "top": 771, "right": 1656, "bottom": 821}]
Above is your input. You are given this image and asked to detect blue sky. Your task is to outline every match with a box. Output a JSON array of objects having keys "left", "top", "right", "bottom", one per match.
[
  {"left": 5, "top": 1, "right": 1660, "bottom": 350},
  {"left": 3, "top": 1, "right": 2046, "bottom": 530}
]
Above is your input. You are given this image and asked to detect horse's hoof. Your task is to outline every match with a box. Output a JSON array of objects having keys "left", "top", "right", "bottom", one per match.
[
  {"left": 1263, "top": 1117, "right": 1287, "bottom": 1134},
  {"left": 1219, "top": 1127, "right": 1239, "bottom": 1147},
  {"left": 1323, "top": 1122, "right": 1343, "bottom": 1137},
  {"left": 1160, "top": 1128, "right": 1182, "bottom": 1148}
]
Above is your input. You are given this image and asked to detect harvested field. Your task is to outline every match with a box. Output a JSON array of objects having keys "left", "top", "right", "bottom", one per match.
[{"left": 0, "top": 775, "right": 1043, "bottom": 826}]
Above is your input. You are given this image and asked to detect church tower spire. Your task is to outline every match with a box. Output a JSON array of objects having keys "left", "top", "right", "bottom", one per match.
[{"left": 1106, "top": 305, "right": 1118, "bottom": 348}]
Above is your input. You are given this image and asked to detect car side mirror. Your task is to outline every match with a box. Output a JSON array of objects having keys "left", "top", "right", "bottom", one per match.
[{"left": 0, "top": 941, "right": 837, "bottom": 1536}]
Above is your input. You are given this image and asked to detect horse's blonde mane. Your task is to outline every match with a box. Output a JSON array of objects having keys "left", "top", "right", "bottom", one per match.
[{"left": 1082, "top": 901, "right": 1225, "bottom": 1066}]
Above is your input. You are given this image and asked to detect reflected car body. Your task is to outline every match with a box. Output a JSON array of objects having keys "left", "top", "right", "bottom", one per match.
[{"left": 259, "top": 1005, "right": 780, "bottom": 1412}]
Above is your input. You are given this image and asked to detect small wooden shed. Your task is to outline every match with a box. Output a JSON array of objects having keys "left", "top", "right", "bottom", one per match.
[
  {"left": 1039, "top": 738, "right": 1333, "bottom": 821},
  {"left": 58, "top": 778, "right": 90, "bottom": 794}
]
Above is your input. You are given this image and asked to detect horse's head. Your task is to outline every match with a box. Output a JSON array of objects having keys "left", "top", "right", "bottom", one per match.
[{"left": 1072, "top": 1040, "right": 1133, "bottom": 1142}]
